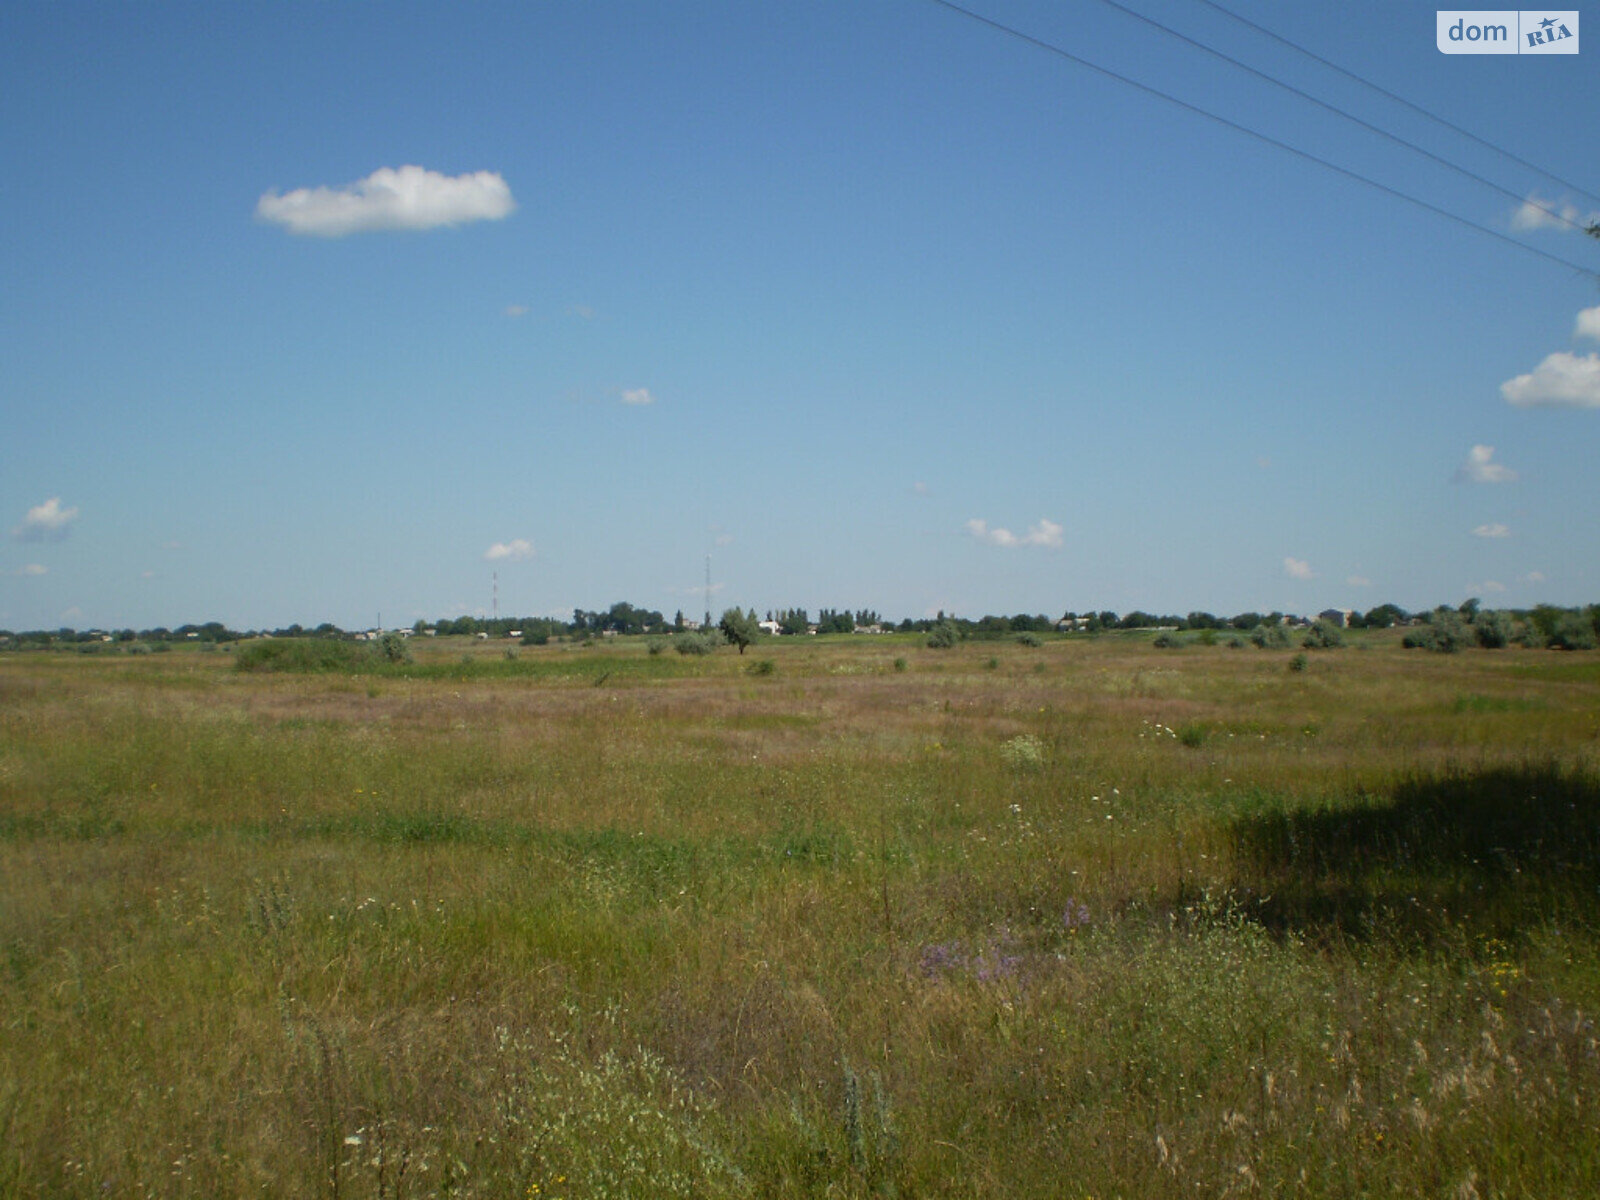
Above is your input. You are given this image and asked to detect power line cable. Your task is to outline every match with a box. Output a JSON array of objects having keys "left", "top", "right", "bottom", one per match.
[
  {"left": 1093, "top": 0, "right": 1589, "bottom": 234},
  {"left": 922, "top": 0, "right": 1597, "bottom": 279},
  {"left": 1194, "top": 0, "right": 1600, "bottom": 210}
]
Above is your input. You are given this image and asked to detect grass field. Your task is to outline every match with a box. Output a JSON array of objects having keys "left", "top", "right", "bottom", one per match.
[{"left": 3, "top": 632, "right": 1598, "bottom": 1198}]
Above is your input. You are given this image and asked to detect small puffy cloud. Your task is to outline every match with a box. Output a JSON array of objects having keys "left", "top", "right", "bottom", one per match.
[
  {"left": 1500, "top": 351, "right": 1600, "bottom": 408},
  {"left": 14, "top": 563, "right": 47, "bottom": 577},
  {"left": 567, "top": 303, "right": 597, "bottom": 320},
  {"left": 1575, "top": 307, "right": 1600, "bottom": 341},
  {"left": 1454, "top": 445, "right": 1518, "bottom": 484},
  {"left": 912, "top": 481, "right": 932, "bottom": 497},
  {"left": 1511, "top": 193, "right": 1599, "bottom": 233},
  {"left": 12, "top": 497, "right": 79, "bottom": 541},
  {"left": 620, "top": 387, "right": 654, "bottom": 406},
  {"left": 964, "top": 518, "right": 1063, "bottom": 548},
  {"left": 484, "top": 539, "right": 534, "bottom": 562},
  {"left": 1526, "top": 571, "right": 1547, "bottom": 584},
  {"left": 1472, "top": 523, "right": 1511, "bottom": 538},
  {"left": 1467, "top": 579, "right": 1507, "bottom": 594},
  {"left": 1284, "top": 557, "right": 1315, "bottom": 581},
  {"left": 256, "top": 165, "right": 515, "bottom": 237},
  {"left": 504, "top": 304, "right": 528, "bottom": 318},
  {"left": 1346, "top": 575, "right": 1371, "bottom": 587}
]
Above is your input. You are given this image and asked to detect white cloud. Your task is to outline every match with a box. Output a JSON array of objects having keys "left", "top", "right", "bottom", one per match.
[
  {"left": 1500, "top": 351, "right": 1600, "bottom": 408},
  {"left": 620, "top": 387, "right": 654, "bottom": 406},
  {"left": 1575, "top": 307, "right": 1600, "bottom": 341},
  {"left": 1526, "top": 571, "right": 1547, "bottom": 584},
  {"left": 1284, "top": 557, "right": 1314, "bottom": 581},
  {"left": 1454, "top": 445, "right": 1518, "bottom": 484},
  {"left": 912, "top": 481, "right": 932, "bottom": 497},
  {"left": 964, "top": 518, "right": 1063, "bottom": 548},
  {"left": 1511, "top": 193, "right": 1599, "bottom": 233},
  {"left": 1472, "top": 523, "right": 1511, "bottom": 538},
  {"left": 504, "top": 304, "right": 528, "bottom": 318},
  {"left": 256, "top": 165, "right": 515, "bottom": 237},
  {"left": 12, "top": 497, "right": 79, "bottom": 541},
  {"left": 1346, "top": 575, "right": 1371, "bottom": 587},
  {"left": 484, "top": 539, "right": 534, "bottom": 562},
  {"left": 14, "top": 563, "right": 47, "bottom": 577},
  {"left": 1467, "top": 579, "right": 1507, "bottom": 594},
  {"left": 567, "top": 304, "right": 597, "bottom": 320}
]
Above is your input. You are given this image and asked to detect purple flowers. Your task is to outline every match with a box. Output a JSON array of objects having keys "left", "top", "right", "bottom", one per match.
[
  {"left": 918, "top": 933, "right": 1022, "bottom": 982},
  {"left": 1063, "top": 899, "right": 1091, "bottom": 930},
  {"left": 919, "top": 941, "right": 966, "bottom": 976}
]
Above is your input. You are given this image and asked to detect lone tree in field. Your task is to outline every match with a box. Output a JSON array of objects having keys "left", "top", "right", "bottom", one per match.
[{"left": 719, "top": 607, "right": 760, "bottom": 655}]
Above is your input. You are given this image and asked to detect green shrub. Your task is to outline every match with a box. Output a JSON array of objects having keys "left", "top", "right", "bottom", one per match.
[
  {"left": 675, "top": 633, "right": 714, "bottom": 656},
  {"left": 1152, "top": 632, "right": 1178, "bottom": 649},
  {"left": 377, "top": 632, "right": 411, "bottom": 664},
  {"left": 926, "top": 621, "right": 959, "bottom": 649},
  {"left": 1302, "top": 619, "right": 1343, "bottom": 649},
  {"left": 1250, "top": 624, "right": 1290, "bottom": 649},
  {"left": 1288, "top": 652, "right": 1309, "bottom": 672},
  {"left": 1474, "top": 610, "right": 1515, "bottom": 649},
  {"left": 999, "top": 733, "right": 1045, "bottom": 770},
  {"left": 1015, "top": 631, "right": 1042, "bottom": 647},
  {"left": 1551, "top": 613, "right": 1597, "bottom": 650},
  {"left": 234, "top": 638, "right": 372, "bottom": 673},
  {"left": 1403, "top": 610, "right": 1474, "bottom": 653}
]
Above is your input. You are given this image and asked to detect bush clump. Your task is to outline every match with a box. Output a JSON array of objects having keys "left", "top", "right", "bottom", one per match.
[
  {"left": 234, "top": 638, "right": 374, "bottom": 673},
  {"left": 1550, "top": 613, "right": 1597, "bottom": 651},
  {"left": 999, "top": 733, "right": 1045, "bottom": 770},
  {"left": 1301, "top": 619, "right": 1344, "bottom": 649},
  {"left": 1403, "top": 610, "right": 1474, "bottom": 653},
  {"left": 1474, "top": 610, "right": 1515, "bottom": 649},
  {"left": 926, "top": 621, "right": 960, "bottom": 649},
  {"left": 1250, "top": 624, "right": 1291, "bottom": 649},
  {"left": 674, "top": 632, "right": 717, "bottom": 656},
  {"left": 377, "top": 632, "right": 411, "bottom": 664}
]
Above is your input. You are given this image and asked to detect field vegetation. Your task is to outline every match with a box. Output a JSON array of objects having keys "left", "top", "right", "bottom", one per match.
[{"left": 2, "top": 631, "right": 1598, "bottom": 1197}]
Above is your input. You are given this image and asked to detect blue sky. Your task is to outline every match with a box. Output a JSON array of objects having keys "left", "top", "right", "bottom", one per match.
[{"left": 3, "top": 1, "right": 1597, "bottom": 631}]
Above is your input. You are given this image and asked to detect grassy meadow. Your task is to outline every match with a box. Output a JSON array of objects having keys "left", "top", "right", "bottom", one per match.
[{"left": 2, "top": 631, "right": 1598, "bottom": 1198}]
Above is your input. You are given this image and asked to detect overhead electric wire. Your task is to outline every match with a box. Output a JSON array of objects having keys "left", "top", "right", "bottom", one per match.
[
  {"left": 1194, "top": 0, "right": 1600, "bottom": 210},
  {"left": 1093, "top": 0, "right": 1589, "bottom": 234},
  {"left": 923, "top": 0, "right": 1598, "bottom": 280}
]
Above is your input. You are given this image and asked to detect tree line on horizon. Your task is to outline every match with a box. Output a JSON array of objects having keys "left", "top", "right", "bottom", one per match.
[{"left": 4, "top": 598, "right": 1598, "bottom": 651}]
